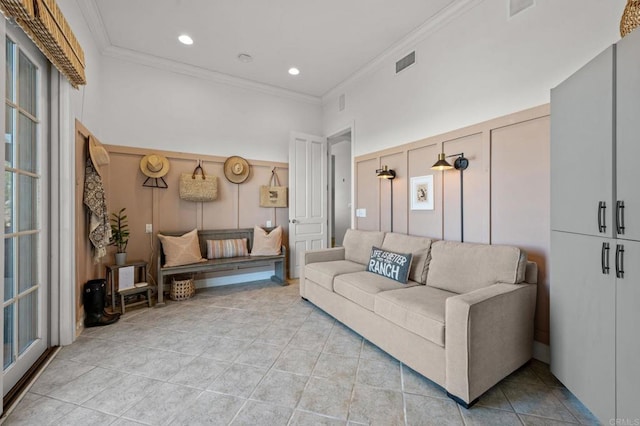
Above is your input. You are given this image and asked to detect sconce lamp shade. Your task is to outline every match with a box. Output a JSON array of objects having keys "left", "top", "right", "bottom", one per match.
[
  {"left": 431, "top": 153, "right": 453, "bottom": 171},
  {"left": 376, "top": 165, "right": 396, "bottom": 179}
]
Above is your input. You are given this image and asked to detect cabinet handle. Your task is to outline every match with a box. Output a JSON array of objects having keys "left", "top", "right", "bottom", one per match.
[
  {"left": 616, "top": 244, "right": 625, "bottom": 279},
  {"left": 616, "top": 200, "right": 625, "bottom": 235},
  {"left": 598, "top": 201, "right": 607, "bottom": 233},
  {"left": 601, "top": 242, "right": 610, "bottom": 275}
]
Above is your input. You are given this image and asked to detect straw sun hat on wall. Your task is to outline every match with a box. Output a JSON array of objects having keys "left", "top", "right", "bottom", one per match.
[
  {"left": 224, "top": 156, "right": 250, "bottom": 184},
  {"left": 140, "top": 154, "right": 170, "bottom": 178},
  {"left": 88, "top": 135, "right": 110, "bottom": 176}
]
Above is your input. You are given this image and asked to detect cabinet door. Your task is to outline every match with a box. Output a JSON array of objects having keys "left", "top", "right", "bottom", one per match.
[
  {"left": 616, "top": 29, "right": 640, "bottom": 242},
  {"left": 550, "top": 231, "right": 615, "bottom": 422},
  {"left": 551, "top": 46, "right": 614, "bottom": 237},
  {"left": 616, "top": 240, "right": 640, "bottom": 420}
]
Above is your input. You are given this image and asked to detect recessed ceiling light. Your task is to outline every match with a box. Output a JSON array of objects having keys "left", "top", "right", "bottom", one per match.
[
  {"left": 178, "top": 34, "right": 193, "bottom": 45},
  {"left": 237, "top": 53, "right": 253, "bottom": 63},
  {"left": 288, "top": 67, "right": 300, "bottom": 76}
]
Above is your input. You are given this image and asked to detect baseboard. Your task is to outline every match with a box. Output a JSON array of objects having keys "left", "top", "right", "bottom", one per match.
[
  {"left": 533, "top": 341, "right": 550, "bottom": 364},
  {"left": 194, "top": 270, "right": 272, "bottom": 288}
]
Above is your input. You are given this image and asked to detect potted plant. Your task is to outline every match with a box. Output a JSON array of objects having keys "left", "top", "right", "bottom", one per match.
[{"left": 110, "top": 207, "right": 130, "bottom": 266}]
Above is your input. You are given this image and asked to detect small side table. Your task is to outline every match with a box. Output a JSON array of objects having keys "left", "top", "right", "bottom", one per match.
[
  {"left": 105, "top": 260, "right": 149, "bottom": 313},
  {"left": 118, "top": 284, "right": 153, "bottom": 314}
]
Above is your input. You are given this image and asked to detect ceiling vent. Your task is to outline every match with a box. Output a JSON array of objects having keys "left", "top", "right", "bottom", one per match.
[
  {"left": 509, "top": 0, "right": 535, "bottom": 18},
  {"left": 396, "top": 51, "right": 415, "bottom": 74},
  {"left": 339, "top": 94, "right": 345, "bottom": 111}
]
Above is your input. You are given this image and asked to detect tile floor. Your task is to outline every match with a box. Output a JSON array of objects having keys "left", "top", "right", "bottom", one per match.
[{"left": 4, "top": 281, "right": 600, "bottom": 425}]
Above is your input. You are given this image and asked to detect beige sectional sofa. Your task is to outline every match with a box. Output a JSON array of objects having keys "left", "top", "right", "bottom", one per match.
[{"left": 300, "top": 229, "right": 538, "bottom": 407}]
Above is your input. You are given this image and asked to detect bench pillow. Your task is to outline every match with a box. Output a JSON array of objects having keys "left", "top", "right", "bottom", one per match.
[
  {"left": 367, "top": 246, "right": 413, "bottom": 284},
  {"left": 207, "top": 238, "right": 249, "bottom": 259},
  {"left": 158, "top": 229, "right": 206, "bottom": 267},
  {"left": 250, "top": 225, "right": 282, "bottom": 256}
]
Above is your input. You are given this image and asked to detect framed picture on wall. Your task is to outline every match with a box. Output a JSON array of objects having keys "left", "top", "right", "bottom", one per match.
[{"left": 410, "top": 175, "right": 434, "bottom": 210}]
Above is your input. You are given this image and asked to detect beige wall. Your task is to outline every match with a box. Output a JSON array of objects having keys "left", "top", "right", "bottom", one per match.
[
  {"left": 354, "top": 105, "right": 551, "bottom": 344},
  {"left": 75, "top": 138, "right": 289, "bottom": 334}
]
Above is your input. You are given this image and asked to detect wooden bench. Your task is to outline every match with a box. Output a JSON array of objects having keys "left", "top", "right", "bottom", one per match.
[{"left": 156, "top": 228, "right": 287, "bottom": 305}]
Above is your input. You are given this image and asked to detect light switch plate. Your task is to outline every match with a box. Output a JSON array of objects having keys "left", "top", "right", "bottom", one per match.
[
  {"left": 266, "top": 220, "right": 272, "bottom": 227},
  {"left": 356, "top": 208, "right": 367, "bottom": 218}
]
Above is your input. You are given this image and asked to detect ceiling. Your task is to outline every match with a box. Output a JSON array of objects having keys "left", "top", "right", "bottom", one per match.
[{"left": 91, "top": 0, "right": 460, "bottom": 98}]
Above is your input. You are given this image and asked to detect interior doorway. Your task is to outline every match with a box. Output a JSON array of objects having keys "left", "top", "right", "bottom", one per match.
[{"left": 328, "top": 130, "right": 352, "bottom": 247}]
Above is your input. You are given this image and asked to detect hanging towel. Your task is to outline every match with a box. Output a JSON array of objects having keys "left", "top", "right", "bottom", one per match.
[{"left": 83, "top": 157, "right": 111, "bottom": 262}]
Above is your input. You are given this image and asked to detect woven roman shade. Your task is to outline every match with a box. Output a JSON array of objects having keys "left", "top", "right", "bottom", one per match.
[{"left": 0, "top": 0, "right": 86, "bottom": 87}]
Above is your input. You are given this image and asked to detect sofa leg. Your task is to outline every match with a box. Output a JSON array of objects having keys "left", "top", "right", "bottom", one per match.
[
  {"left": 446, "top": 392, "right": 479, "bottom": 409},
  {"left": 301, "top": 296, "right": 309, "bottom": 301}
]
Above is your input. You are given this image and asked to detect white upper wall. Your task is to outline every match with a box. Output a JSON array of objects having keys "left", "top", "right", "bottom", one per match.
[
  {"left": 97, "top": 56, "right": 322, "bottom": 162},
  {"left": 323, "top": 0, "right": 626, "bottom": 156},
  {"left": 58, "top": 0, "right": 103, "bottom": 136}
]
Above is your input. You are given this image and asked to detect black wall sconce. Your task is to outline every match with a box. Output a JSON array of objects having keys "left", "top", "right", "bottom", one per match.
[
  {"left": 431, "top": 152, "right": 469, "bottom": 242},
  {"left": 376, "top": 165, "right": 396, "bottom": 232}
]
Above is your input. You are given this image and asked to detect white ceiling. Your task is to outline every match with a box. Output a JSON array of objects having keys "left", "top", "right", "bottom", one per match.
[{"left": 90, "top": 0, "right": 460, "bottom": 98}]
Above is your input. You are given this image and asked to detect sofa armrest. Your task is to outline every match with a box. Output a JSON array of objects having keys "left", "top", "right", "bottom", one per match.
[
  {"left": 303, "top": 247, "right": 346, "bottom": 265},
  {"left": 445, "top": 283, "right": 536, "bottom": 404},
  {"left": 299, "top": 247, "right": 346, "bottom": 298}
]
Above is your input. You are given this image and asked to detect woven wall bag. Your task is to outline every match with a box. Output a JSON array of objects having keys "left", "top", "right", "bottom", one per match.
[
  {"left": 170, "top": 276, "right": 195, "bottom": 301},
  {"left": 179, "top": 163, "right": 218, "bottom": 202}
]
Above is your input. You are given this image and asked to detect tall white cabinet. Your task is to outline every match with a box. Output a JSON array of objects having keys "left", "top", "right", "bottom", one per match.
[{"left": 550, "top": 28, "right": 640, "bottom": 423}]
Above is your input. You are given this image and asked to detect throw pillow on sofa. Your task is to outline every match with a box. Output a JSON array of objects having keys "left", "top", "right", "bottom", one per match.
[
  {"left": 366, "top": 246, "right": 413, "bottom": 284},
  {"left": 250, "top": 225, "right": 281, "bottom": 256},
  {"left": 158, "top": 229, "right": 206, "bottom": 267}
]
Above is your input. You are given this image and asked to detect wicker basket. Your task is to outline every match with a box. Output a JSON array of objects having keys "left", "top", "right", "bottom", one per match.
[
  {"left": 621, "top": 0, "right": 640, "bottom": 37},
  {"left": 170, "top": 277, "right": 195, "bottom": 301}
]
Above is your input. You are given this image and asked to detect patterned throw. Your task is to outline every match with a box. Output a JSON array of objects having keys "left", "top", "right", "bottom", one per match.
[
  {"left": 83, "top": 157, "right": 111, "bottom": 262},
  {"left": 207, "top": 238, "right": 249, "bottom": 259}
]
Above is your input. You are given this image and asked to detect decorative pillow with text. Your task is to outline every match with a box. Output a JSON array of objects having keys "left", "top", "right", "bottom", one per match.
[{"left": 366, "top": 246, "right": 413, "bottom": 284}]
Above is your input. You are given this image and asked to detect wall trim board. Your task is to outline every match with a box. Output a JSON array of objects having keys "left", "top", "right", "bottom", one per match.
[
  {"left": 354, "top": 104, "right": 550, "bottom": 162},
  {"left": 104, "top": 144, "right": 289, "bottom": 169},
  {"left": 354, "top": 103, "right": 551, "bottom": 344}
]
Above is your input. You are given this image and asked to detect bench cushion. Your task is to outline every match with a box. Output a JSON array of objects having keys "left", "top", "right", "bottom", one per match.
[
  {"left": 333, "top": 271, "right": 417, "bottom": 311},
  {"left": 158, "top": 229, "right": 206, "bottom": 267},
  {"left": 251, "top": 225, "right": 282, "bottom": 256},
  {"left": 305, "top": 260, "right": 366, "bottom": 291},
  {"left": 374, "top": 285, "right": 456, "bottom": 347},
  {"left": 207, "top": 238, "right": 248, "bottom": 259},
  {"left": 426, "top": 240, "right": 527, "bottom": 294}
]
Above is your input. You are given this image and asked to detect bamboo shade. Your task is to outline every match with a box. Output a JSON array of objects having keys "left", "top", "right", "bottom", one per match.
[{"left": 0, "top": 0, "right": 86, "bottom": 87}]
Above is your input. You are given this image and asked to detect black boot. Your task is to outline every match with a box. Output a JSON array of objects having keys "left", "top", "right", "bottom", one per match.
[
  {"left": 83, "top": 279, "right": 119, "bottom": 327},
  {"left": 92, "top": 278, "right": 122, "bottom": 320}
]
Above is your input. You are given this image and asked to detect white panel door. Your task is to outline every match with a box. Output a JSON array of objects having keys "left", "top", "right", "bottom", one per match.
[
  {"left": 289, "top": 132, "right": 327, "bottom": 278},
  {"left": 550, "top": 231, "right": 615, "bottom": 423},
  {"left": 615, "top": 239, "right": 640, "bottom": 421},
  {"left": 616, "top": 28, "right": 640, "bottom": 242},
  {"left": 550, "top": 45, "right": 614, "bottom": 238}
]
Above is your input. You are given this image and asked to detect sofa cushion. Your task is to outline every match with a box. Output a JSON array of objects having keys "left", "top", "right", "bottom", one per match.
[
  {"left": 333, "top": 271, "right": 417, "bottom": 311},
  {"left": 374, "top": 285, "right": 456, "bottom": 347},
  {"left": 381, "top": 233, "right": 433, "bottom": 284},
  {"left": 426, "top": 241, "right": 527, "bottom": 294},
  {"left": 343, "top": 229, "right": 385, "bottom": 265},
  {"left": 304, "top": 260, "right": 366, "bottom": 291}
]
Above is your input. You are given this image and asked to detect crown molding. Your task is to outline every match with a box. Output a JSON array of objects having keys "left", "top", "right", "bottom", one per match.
[
  {"left": 321, "top": 0, "right": 485, "bottom": 103},
  {"left": 77, "top": 0, "right": 478, "bottom": 105},
  {"left": 76, "top": 0, "right": 110, "bottom": 51},
  {"left": 101, "top": 45, "right": 321, "bottom": 104},
  {"left": 77, "top": 0, "right": 320, "bottom": 105}
]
